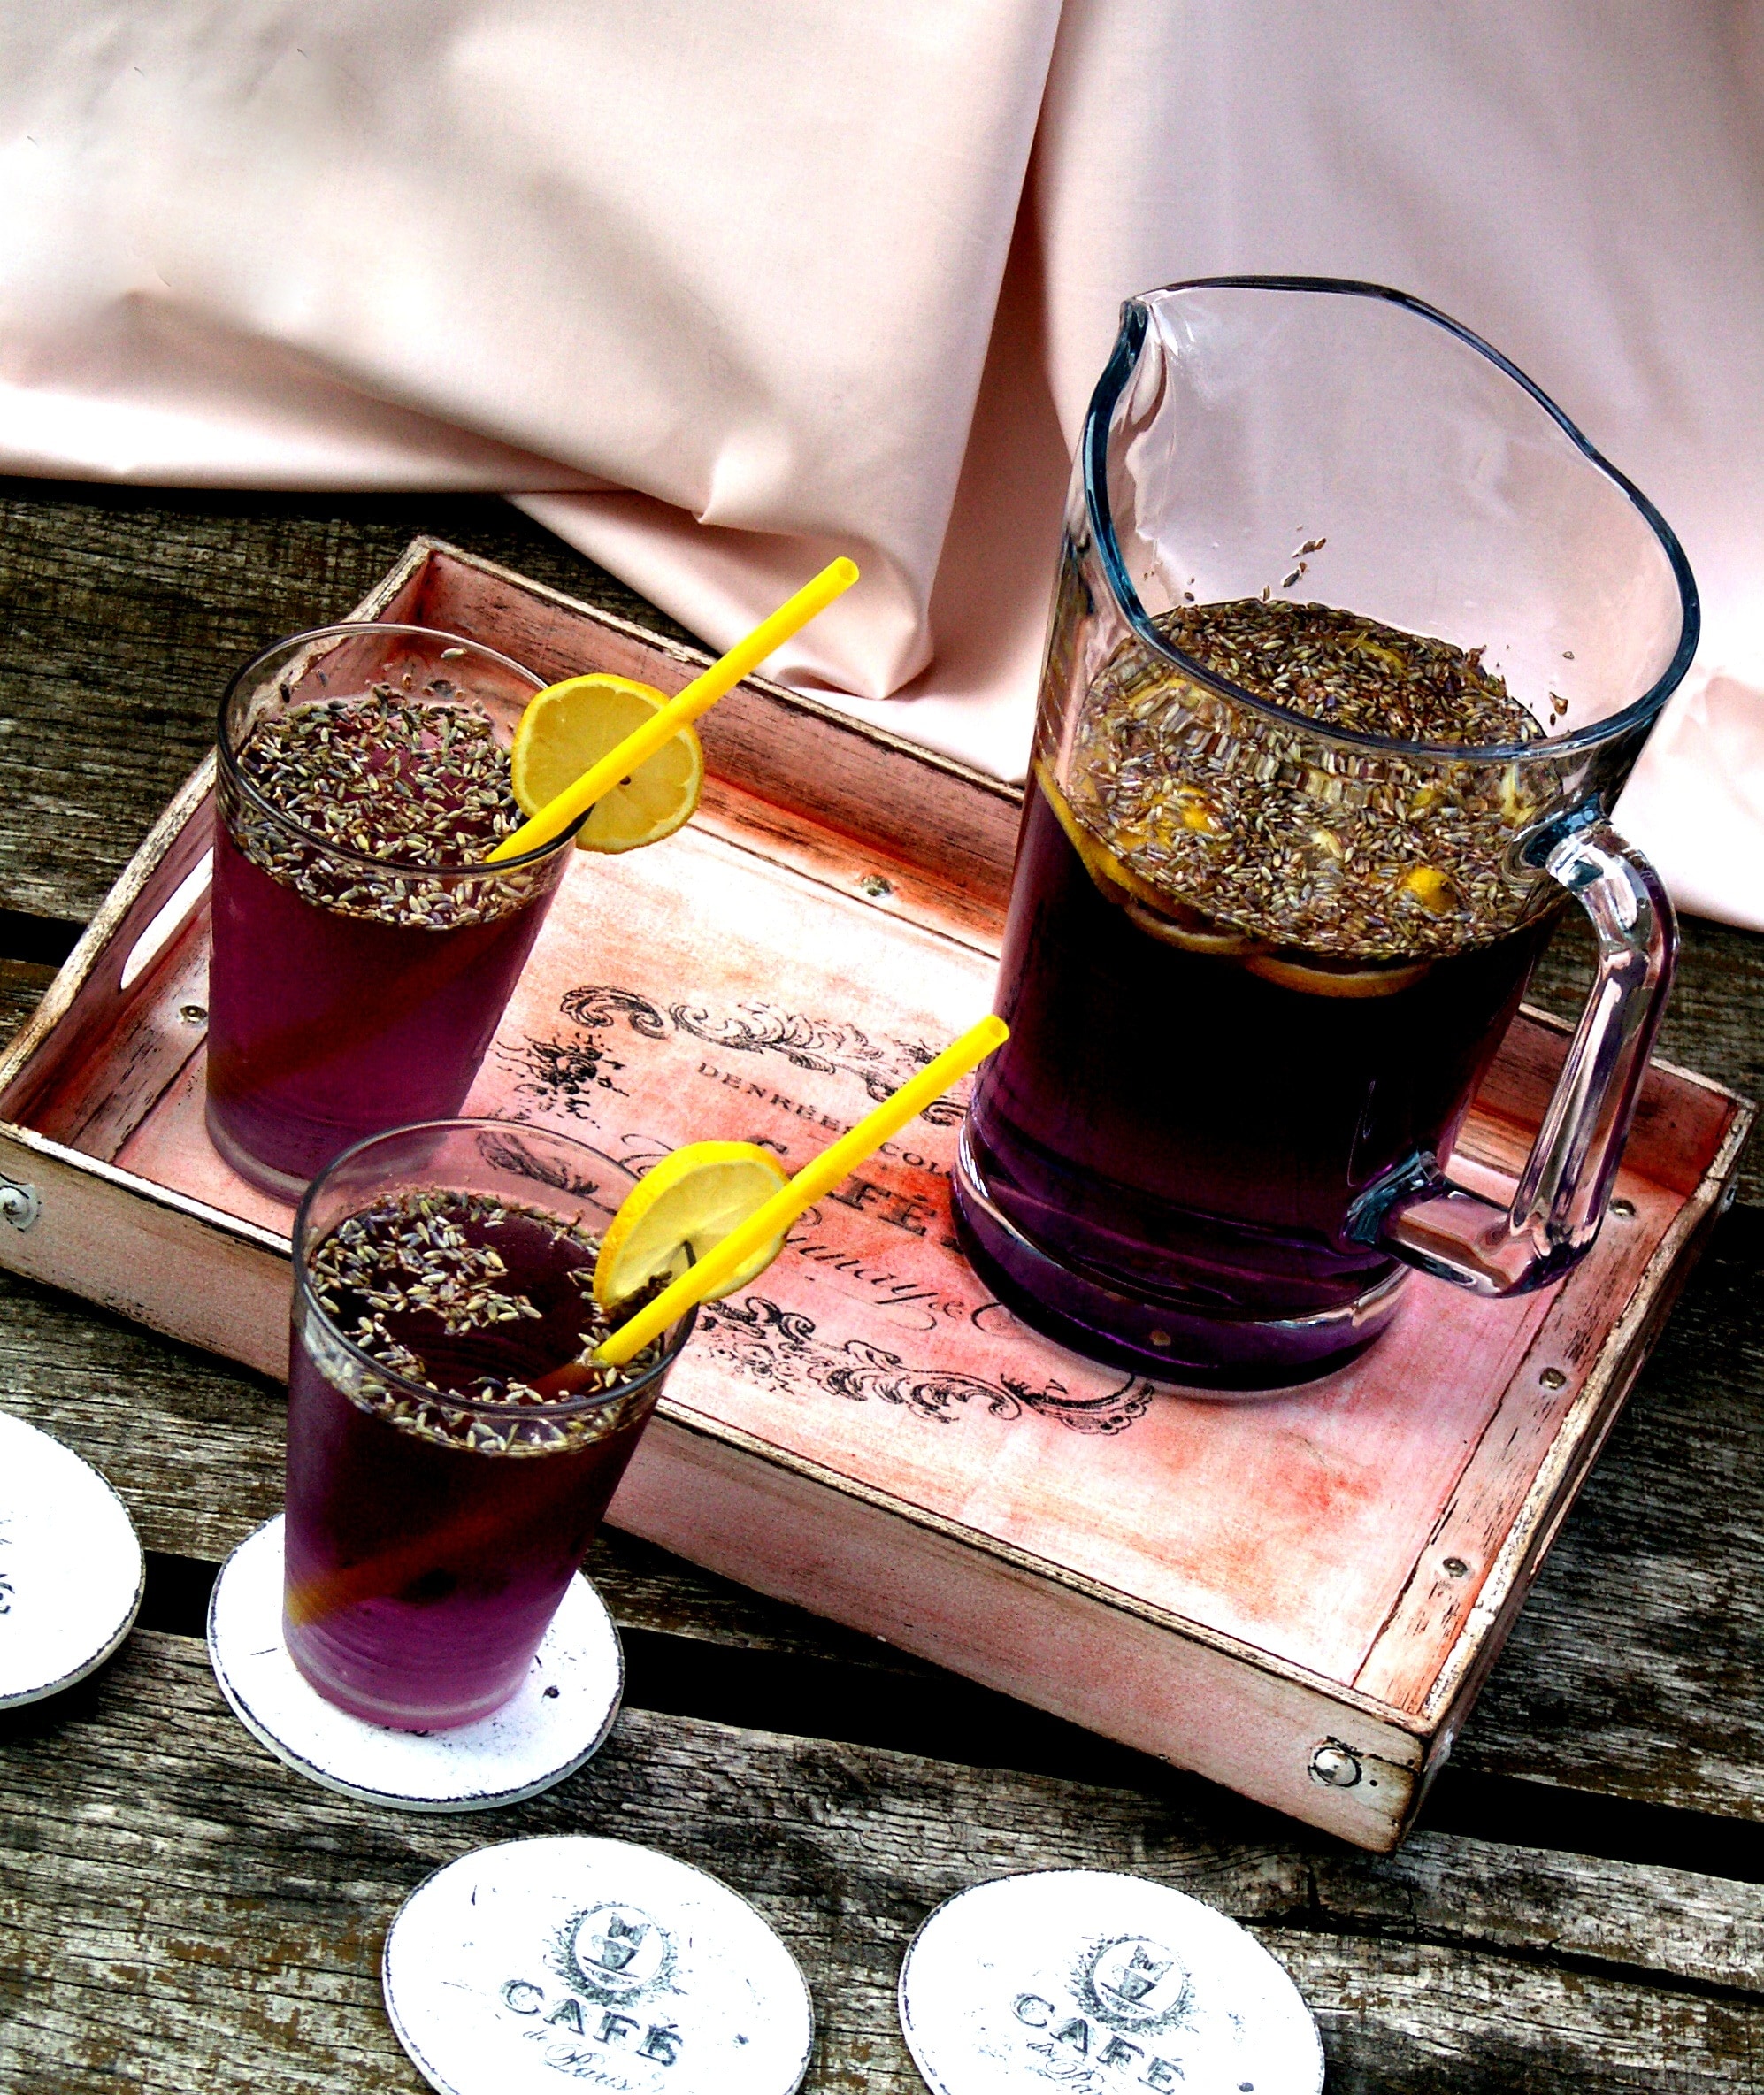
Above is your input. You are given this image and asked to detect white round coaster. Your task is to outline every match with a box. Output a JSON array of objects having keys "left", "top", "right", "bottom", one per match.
[
  {"left": 0, "top": 1411, "right": 143, "bottom": 1708},
  {"left": 899, "top": 1870, "right": 1323, "bottom": 2095},
  {"left": 383, "top": 1835, "right": 815, "bottom": 2095},
  {"left": 207, "top": 1516, "right": 624, "bottom": 1811}
]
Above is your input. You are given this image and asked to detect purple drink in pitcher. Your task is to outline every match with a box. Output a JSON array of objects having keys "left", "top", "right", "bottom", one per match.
[
  {"left": 284, "top": 1122, "right": 691, "bottom": 1730},
  {"left": 957, "top": 280, "right": 1694, "bottom": 1393},
  {"left": 959, "top": 762, "right": 1556, "bottom": 1389},
  {"left": 955, "top": 599, "right": 1570, "bottom": 1389},
  {"left": 207, "top": 625, "right": 578, "bottom": 1199}
]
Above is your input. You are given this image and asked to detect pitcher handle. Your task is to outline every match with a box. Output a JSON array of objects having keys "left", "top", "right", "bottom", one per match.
[{"left": 1345, "top": 816, "right": 1677, "bottom": 1296}]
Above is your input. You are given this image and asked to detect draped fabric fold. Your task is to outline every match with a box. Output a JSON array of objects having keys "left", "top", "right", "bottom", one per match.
[{"left": 3, "top": 1, "right": 1760, "bottom": 924}]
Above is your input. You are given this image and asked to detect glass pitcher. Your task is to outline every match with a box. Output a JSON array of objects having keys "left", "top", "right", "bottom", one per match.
[{"left": 954, "top": 278, "right": 1697, "bottom": 1392}]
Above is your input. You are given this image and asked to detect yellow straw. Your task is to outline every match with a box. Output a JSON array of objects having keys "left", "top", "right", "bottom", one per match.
[
  {"left": 595, "top": 1014, "right": 1009, "bottom": 1368},
  {"left": 487, "top": 556, "right": 860, "bottom": 862}
]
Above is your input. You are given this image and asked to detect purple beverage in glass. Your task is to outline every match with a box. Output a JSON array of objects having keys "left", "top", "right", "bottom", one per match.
[
  {"left": 207, "top": 624, "right": 578, "bottom": 1199},
  {"left": 284, "top": 1121, "right": 693, "bottom": 1731}
]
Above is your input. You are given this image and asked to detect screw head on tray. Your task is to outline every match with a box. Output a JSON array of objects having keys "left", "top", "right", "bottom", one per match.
[
  {"left": 383, "top": 1835, "right": 815, "bottom": 2095},
  {"left": 0, "top": 1412, "right": 143, "bottom": 1708},
  {"left": 899, "top": 1869, "right": 1323, "bottom": 2094}
]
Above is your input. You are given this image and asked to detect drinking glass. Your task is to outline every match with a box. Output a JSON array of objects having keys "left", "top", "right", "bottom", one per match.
[
  {"left": 207, "top": 623, "right": 577, "bottom": 1198},
  {"left": 954, "top": 278, "right": 1697, "bottom": 1391},
  {"left": 284, "top": 1120, "right": 694, "bottom": 1730}
]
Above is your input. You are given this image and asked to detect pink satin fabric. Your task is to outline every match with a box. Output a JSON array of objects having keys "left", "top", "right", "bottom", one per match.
[{"left": 3, "top": 3, "right": 1760, "bottom": 924}]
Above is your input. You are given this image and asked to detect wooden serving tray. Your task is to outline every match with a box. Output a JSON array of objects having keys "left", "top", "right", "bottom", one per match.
[{"left": 0, "top": 539, "right": 1750, "bottom": 1851}]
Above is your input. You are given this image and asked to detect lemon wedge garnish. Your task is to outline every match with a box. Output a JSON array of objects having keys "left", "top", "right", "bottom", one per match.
[
  {"left": 1036, "top": 761, "right": 1259, "bottom": 955},
  {"left": 594, "top": 1140, "right": 791, "bottom": 1309},
  {"left": 511, "top": 672, "right": 704, "bottom": 853},
  {"left": 1242, "top": 953, "right": 1431, "bottom": 998}
]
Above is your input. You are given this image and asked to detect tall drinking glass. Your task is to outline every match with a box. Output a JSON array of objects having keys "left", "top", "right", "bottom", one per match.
[
  {"left": 955, "top": 279, "right": 1697, "bottom": 1391},
  {"left": 208, "top": 624, "right": 578, "bottom": 1198},
  {"left": 285, "top": 1120, "right": 694, "bottom": 1730}
]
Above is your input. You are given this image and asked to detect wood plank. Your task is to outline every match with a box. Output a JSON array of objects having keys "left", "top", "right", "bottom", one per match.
[
  {"left": 1309, "top": 1833, "right": 1764, "bottom": 1993},
  {"left": 2, "top": 1632, "right": 1758, "bottom": 2094},
  {"left": 1453, "top": 1201, "right": 1764, "bottom": 1818},
  {"left": 1272, "top": 1938, "right": 1762, "bottom": 2095},
  {"left": 0, "top": 958, "right": 52, "bottom": 1045}
]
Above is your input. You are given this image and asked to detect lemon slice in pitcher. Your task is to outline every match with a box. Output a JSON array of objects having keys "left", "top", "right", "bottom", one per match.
[
  {"left": 594, "top": 1141, "right": 792, "bottom": 1308},
  {"left": 1242, "top": 952, "right": 1431, "bottom": 997},
  {"left": 1035, "top": 762, "right": 1260, "bottom": 956},
  {"left": 511, "top": 673, "right": 704, "bottom": 852}
]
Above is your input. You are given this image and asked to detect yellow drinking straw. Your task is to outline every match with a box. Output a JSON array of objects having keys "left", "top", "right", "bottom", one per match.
[
  {"left": 595, "top": 1014, "right": 1009, "bottom": 1368},
  {"left": 487, "top": 556, "right": 860, "bottom": 862}
]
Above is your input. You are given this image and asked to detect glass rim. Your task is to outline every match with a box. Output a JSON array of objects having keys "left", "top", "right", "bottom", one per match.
[
  {"left": 1083, "top": 274, "right": 1702, "bottom": 765},
  {"left": 217, "top": 620, "right": 585, "bottom": 877},
  {"left": 290, "top": 1117, "right": 696, "bottom": 1420}
]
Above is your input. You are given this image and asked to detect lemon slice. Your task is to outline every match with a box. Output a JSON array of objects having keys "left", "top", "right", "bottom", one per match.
[
  {"left": 594, "top": 1140, "right": 792, "bottom": 1308},
  {"left": 1242, "top": 952, "right": 1431, "bottom": 998},
  {"left": 1036, "top": 761, "right": 1261, "bottom": 956},
  {"left": 1117, "top": 895, "right": 1262, "bottom": 957},
  {"left": 511, "top": 672, "right": 704, "bottom": 853}
]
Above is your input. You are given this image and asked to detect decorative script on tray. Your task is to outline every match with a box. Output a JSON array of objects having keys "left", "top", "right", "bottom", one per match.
[{"left": 482, "top": 979, "right": 1157, "bottom": 1439}]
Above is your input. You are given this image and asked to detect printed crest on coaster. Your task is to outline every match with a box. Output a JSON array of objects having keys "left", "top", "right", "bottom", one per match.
[
  {"left": 207, "top": 1516, "right": 623, "bottom": 1812},
  {"left": 0, "top": 1411, "right": 144, "bottom": 1708},
  {"left": 383, "top": 1835, "right": 815, "bottom": 2095},
  {"left": 899, "top": 1869, "right": 1323, "bottom": 2095}
]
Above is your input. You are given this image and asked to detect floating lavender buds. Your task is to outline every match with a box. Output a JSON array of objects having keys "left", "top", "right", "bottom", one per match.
[
  {"left": 303, "top": 1189, "right": 669, "bottom": 1458},
  {"left": 1063, "top": 599, "right": 1563, "bottom": 960},
  {"left": 235, "top": 686, "right": 545, "bottom": 929}
]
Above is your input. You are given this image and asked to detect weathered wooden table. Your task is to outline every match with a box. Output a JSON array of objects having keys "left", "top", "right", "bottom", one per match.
[{"left": 1, "top": 481, "right": 1759, "bottom": 2093}]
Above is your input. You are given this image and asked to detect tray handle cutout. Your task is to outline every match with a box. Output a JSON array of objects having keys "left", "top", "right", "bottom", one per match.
[{"left": 119, "top": 850, "right": 213, "bottom": 994}]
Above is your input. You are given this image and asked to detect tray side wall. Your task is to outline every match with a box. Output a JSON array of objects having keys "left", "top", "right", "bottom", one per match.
[
  {"left": 0, "top": 757, "right": 216, "bottom": 1136},
  {"left": 0, "top": 1126, "right": 290, "bottom": 1377},
  {"left": 1404, "top": 1101, "right": 1752, "bottom": 1792},
  {"left": 612, "top": 1412, "right": 1424, "bottom": 1849}
]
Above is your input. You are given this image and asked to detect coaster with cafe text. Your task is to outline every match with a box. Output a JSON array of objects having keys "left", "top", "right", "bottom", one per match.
[
  {"left": 382, "top": 1836, "right": 815, "bottom": 2095},
  {"left": 898, "top": 1870, "right": 1322, "bottom": 2095},
  {"left": 0, "top": 1411, "right": 143, "bottom": 1708}
]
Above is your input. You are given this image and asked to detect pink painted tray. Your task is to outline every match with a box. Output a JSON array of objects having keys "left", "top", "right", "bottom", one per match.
[{"left": 0, "top": 540, "right": 1749, "bottom": 1849}]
